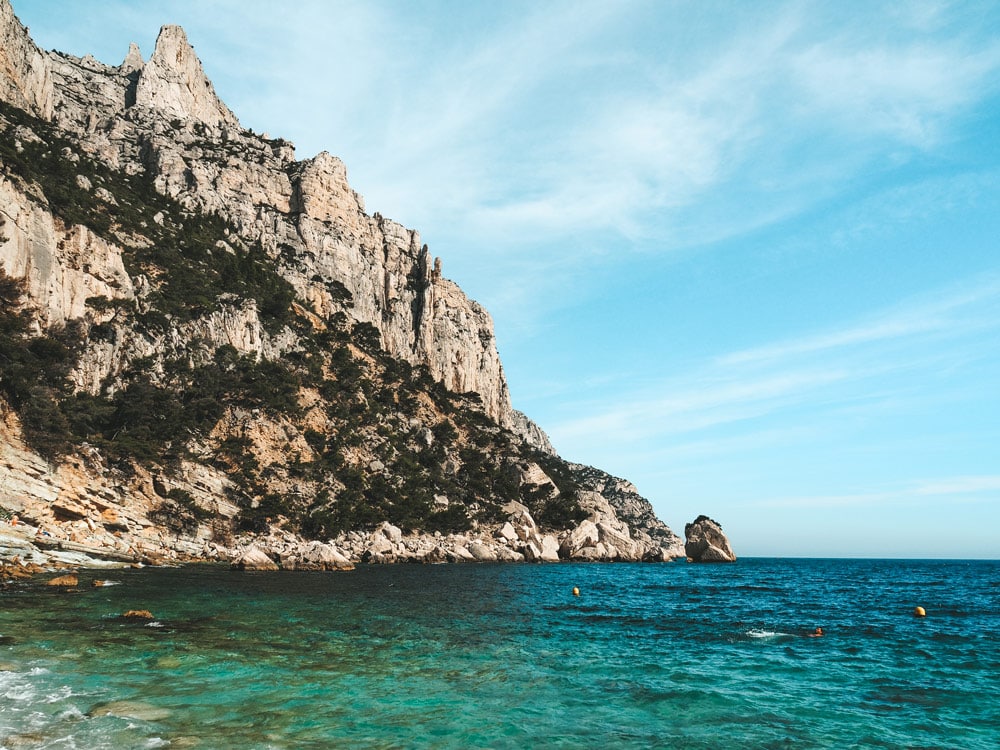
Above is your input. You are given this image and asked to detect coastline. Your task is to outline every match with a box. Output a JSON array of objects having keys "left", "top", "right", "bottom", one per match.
[{"left": 1, "top": 503, "right": 683, "bottom": 583}]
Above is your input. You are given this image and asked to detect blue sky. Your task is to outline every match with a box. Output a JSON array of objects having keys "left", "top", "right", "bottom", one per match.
[{"left": 16, "top": 0, "right": 1000, "bottom": 558}]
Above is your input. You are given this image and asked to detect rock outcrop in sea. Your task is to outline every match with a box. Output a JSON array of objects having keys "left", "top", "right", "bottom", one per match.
[
  {"left": 684, "top": 515, "right": 737, "bottom": 563},
  {"left": 0, "top": 0, "right": 690, "bottom": 571}
]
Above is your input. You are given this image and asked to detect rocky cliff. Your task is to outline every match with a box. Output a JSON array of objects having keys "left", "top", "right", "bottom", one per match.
[{"left": 0, "top": 0, "right": 685, "bottom": 570}]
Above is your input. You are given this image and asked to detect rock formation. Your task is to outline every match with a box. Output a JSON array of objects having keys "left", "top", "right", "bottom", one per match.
[
  {"left": 133, "top": 25, "right": 239, "bottom": 130},
  {"left": 0, "top": 0, "right": 52, "bottom": 119},
  {"left": 684, "top": 515, "right": 736, "bottom": 563},
  {"left": 0, "top": 0, "right": 691, "bottom": 570}
]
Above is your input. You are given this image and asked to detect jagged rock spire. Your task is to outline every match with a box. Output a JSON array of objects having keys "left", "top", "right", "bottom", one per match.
[
  {"left": 133, "top": 24, "right": 239, "bottom": 129},
  {"left": 120, "top": 42, "right": 143, "bottom": 74}
]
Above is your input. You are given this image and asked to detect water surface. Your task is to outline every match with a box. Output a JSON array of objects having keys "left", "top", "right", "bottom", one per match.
[{"left": 2, "top": 559, "right": 997, "bottom": 748}]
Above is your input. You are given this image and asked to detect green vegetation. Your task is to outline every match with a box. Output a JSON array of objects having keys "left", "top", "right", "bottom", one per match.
[
  {"left": 0, "top": 272, "right": 78, "bottom": 458},
  {"left": 0, "top": 101, "right": 296, "bottom": 331}
]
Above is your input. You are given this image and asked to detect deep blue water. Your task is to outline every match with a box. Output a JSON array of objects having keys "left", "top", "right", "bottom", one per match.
[{"left": 1, "top": 558, "right": 998, "bottom": 749}]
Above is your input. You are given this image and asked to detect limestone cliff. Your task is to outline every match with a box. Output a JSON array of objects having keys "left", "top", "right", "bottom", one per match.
[
  {"left": 0, "top": 0, "right": 684, "bottom": 568},
  {"left": 34, "top": 16, "right": 517, "bottom": 432}
]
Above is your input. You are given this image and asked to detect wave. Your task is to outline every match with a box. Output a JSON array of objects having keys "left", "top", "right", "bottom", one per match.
[{"left": 746, "top": 629, "right": 790, "bottom": 639}]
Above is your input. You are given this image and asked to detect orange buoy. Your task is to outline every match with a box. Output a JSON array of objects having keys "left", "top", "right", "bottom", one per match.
[
  {"left": 914, "top": 606, "right": 926, "bottom": 618},
  {"left": 572, "top": 587, "right": 580, "bottom": 597}
]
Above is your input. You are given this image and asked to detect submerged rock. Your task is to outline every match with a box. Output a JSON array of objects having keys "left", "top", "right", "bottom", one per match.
[
  {"left": 46, "top": 573, "right": 79, "bottom": 586},
  {"left": 89, "top": 699, "right": 171, "bottom": 721},
  {"left": 684, "top": 515, "right": 736, "bottom": 563},
  {"left": 121, "top": 609, "right": 154, "bottom": 620}
]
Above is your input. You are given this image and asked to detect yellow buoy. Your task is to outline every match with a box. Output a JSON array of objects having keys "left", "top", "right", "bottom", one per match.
[
  {"left": 572, "top": 587, "right": 580, "bottom": 597},
  {"left": 914, "top": 606, "right": 926, "bottom": 618}
]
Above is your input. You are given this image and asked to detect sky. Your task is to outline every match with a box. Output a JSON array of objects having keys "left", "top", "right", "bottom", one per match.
[{"left": 14, "top": 0, "right": 1000, "bottom": 558}]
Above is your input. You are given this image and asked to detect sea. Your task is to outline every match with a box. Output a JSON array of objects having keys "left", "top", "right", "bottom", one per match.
[{"left": 1, "top": 558, "right": 997, "bottom": 749}]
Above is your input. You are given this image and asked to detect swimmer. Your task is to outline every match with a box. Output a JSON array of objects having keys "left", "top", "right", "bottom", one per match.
[{"left": 807, "top": 627, "right": 824, "bottom": 637}]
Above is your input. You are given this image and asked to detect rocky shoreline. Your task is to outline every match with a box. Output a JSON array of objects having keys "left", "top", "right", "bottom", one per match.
[{"left": 2, "top": 497, "right": 693, "bottom": 583}]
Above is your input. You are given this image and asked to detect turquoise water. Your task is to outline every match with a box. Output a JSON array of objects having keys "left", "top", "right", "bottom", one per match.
[{"left": 1, "top": 559, "right": 998, "bottom": 749}]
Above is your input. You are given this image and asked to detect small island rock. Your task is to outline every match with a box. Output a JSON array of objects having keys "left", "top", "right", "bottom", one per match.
[{"left": 684, "top": 515, "right": 736, "bottom": 563}]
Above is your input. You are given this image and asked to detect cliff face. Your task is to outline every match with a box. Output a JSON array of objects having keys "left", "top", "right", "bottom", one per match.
[
  {"left": 0, "top": 0, "right": 684, "bottom": 567},
  {"left": 0, "top": 0, "right": 52, "bottom": 119},
  {"left": 34, "top": 20, "right": 515, "bottom": 430}
]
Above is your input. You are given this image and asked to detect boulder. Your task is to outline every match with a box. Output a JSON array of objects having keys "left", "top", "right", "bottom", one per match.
[
  {"left": 539, "top": 534, "right": 561, "bottom": 562},
  {"left": 365, "top": 532, "right": 396, "bottom": 556},
  {"left": 230, "top": 547, "right": 279, "bottom": 571},
  {"left": 450, "top": 545, "right": 476, "bottom": 562},
  {"left": 572, "top": 543, "right": 608, "bottom": 561},
  {"left": 684, "top": 515, "right": 736, "bottom": 563},
  {"left": 0, "top": 554, "right": 46, "bottom": 581},
  {"left": 497, "top": 522, "right": 518, "bottom": 543},
  {"left": 642, "top": 547, "right": 675, "bottom": 562},
  {"left": 494, "top": 546, "right": 524, "bottom": 562},
  {"left": 560, "top": 520, "right": 599, "bottom": 557},
  {"left": 291, "top": 542, "right": 354, "bottom": 571},
  {"left": 422, "top": 545, "right": 448, "bottom": 563},
  {"left": 467, "top": 541, "right": 498, "bottom": 561},
  {"left": 508, "top": 508, "right": 538, "bottom": 538},
  {"left": 89, "top": 700, "right": 171, "bottom": 722},
  {"left": 597, "top": 521, "right": 639, "bottom": 559}
]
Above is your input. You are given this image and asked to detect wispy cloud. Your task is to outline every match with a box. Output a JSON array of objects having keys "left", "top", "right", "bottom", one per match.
[
  {"left": 25, "top": 1, "right": 1000, "bottom": 255},
  {"left": 553, "top": 368, "right": 850, "bottom": 444},
  {"left": 548, "top": 273, "right": 1000, "bottom": 451},
  {"left": 789, "top": 37, "right": 1000, "bottom": 147},
  {"left": 720, "top": 274, "right": 1000, "bottom": 367},
  {"left": 914, "top": 475, "right": 1000, "bottom": 495},
  {"left": 417, "top": 1, "right": 1000, "bottom": 252},
  {"left": 761, "top": 475, "right": 1000, "bottom": 509}
]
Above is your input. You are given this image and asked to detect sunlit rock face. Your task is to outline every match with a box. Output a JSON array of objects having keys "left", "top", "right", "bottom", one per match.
[{"left": 133, "top": 25, "right": 240, "bottom": 130}]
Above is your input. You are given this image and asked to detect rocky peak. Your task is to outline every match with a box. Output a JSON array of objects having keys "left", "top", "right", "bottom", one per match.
[
  {"left": 133, "top": 24, "right": 239, "bottom": 129},
  {"left": 292, "top": 151, "right": 366, "bottom": 225},
  {"left": 120, "top": 42, "right": 143, "bottom": 74}
]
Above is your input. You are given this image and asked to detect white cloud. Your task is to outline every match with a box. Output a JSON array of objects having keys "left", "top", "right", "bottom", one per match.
[
  {"left": 720, "top": 275, "right": 1000, "bottom": 366},
  {"left": 761, "top": 475, "right": 1000, "bottom": 509},
  {"left": 411, "top": 0, "right": 1000, "bottom": 266},
  {"left": 549, "top": 273, "right": 1000, "bottom": 454},
  {"left": 914, "top": 475, "right": 1000, "bottom": 495},
  {"left": 23, "top": 0, "right": 1000, "bottom": 254},
  {"left": 553, "top": 368, "right": 849, "bottom": 444},
  {"left": 789, "top": 39, "right": 1000, "bottom": 147}
]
